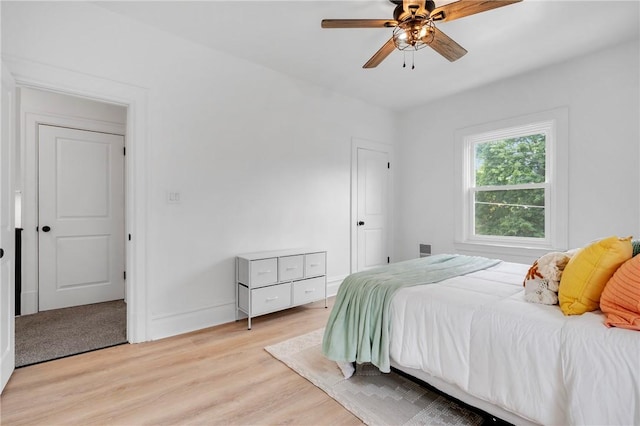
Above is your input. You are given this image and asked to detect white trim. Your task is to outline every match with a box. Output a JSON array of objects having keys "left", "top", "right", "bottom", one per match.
[
  {"left": 350, "top": 138, "right": 394, "bottom": 274},
  {"left": 326, "top": 274, "right": 347, "bottom": 297},
  {"left": 149, "top": 301, "right": 236, "bottom": 341},
  {"left": 454, "top": 242, "right": 552, "bottom": 265},
  {"left": 3, "top": 55, "right": 150, "bottom": 343},
  {"left": 466, "top": 121, "right": 555, "bottom": 145},
  {"left": 150, "top": 274, "right": 346, "bottom": 339},
  {"left": 454, "top": 107, "right": 568, "bottom": 254}
]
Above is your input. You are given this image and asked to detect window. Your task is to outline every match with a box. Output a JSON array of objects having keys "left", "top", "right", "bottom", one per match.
[
  {"left": 473, "top": 126, "right": 548, "bottom": 239},
  {"left": 455, "top": 108, "right": 568, "bottom": 252}
]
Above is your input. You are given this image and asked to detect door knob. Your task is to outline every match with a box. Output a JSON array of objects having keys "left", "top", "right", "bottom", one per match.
[
  {"left": 357, "top": 221, "right": 365, "bottom": 226},
  {"left": 42, "top": 226, "right": 51, "bottom": 232}
]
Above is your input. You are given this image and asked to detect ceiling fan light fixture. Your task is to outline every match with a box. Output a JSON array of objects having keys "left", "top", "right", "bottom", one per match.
[{"left": 392, "top": 19, "right": 434, "bottom": 51}]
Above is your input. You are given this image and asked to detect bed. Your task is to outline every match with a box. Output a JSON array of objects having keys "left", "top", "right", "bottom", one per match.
[{"left": 323, "top": 254, "right": 640, "bottom": 425}]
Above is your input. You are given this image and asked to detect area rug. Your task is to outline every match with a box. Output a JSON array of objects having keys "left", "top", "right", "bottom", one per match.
[
  {"left": 15, "top": 299, "right": 127, "bottom": 367},
  {"left": 265, "top": 329, "right": 483, "bottom": 426}
]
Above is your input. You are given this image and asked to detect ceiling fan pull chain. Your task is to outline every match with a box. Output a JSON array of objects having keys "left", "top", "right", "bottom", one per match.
[
  {"left": 412, "top": 51, "right": 415, "bottom": 70},
  {"left": 403, "top": 51, "right": 406, "bottom": 68}
]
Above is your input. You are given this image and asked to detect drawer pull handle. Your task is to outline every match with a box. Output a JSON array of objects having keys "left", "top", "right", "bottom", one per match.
[
  {"left": 305, "top": 289, "right": 316, "bottom": 293},
  {"left": 257, "top": 270, "right": 272, "bottom": 275},
  {"left": 265, "top": 296, "right": 279, "bottom": 302},
  {"left": 285, "top": 267, "right": 297, "bottom": 271}
]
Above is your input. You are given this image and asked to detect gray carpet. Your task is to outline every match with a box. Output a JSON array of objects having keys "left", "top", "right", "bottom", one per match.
[
  {"left": 265, "top": 329, "right": 484, "bottom": 426},
  {"left": 15, "top": 299, "right": 127, "bottom": 367}
]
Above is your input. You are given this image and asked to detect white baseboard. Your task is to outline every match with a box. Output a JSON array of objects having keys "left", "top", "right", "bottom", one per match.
[
  {"left": 149, "top": 301, "right": 235, "bottom": 341},
  {"left": 327, "top": 275, "right": 347, "bottom": 297},
  {"left": 148, "top": 276, "right": 348, "bottom": 341}
]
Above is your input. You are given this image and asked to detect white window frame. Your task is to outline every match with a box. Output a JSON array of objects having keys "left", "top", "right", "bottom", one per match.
[{"left": 454, "top": 108, "right": 568, "bottom": 257}]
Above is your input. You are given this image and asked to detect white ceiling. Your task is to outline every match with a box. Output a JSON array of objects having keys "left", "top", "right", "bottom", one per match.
[{"left": 95, "top": 0, "right": 640, "bottom": 111}]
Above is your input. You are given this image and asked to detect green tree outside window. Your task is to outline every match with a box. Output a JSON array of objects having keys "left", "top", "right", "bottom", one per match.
[{"left": 473, "top": 134, "right": 546, "bottom": 238}]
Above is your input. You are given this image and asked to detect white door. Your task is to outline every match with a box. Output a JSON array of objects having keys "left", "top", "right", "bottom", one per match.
[
  {"left": 356, "top": 148, "right": 389, "bottom": 271},
  {"left": 1, "top": 65, "right": 16, "bottom": 393},
  {"left": 38, "top": 125, "right": 124, "bottom": 311}
]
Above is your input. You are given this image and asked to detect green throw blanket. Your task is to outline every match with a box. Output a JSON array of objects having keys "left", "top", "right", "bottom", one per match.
[{"left": 322, "top": 254, "right": 500, "bottom": 372}]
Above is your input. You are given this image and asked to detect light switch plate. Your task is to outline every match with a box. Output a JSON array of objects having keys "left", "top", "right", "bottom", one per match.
[{"left": 167, "top": 191, "right": 181, "bottom": 204}]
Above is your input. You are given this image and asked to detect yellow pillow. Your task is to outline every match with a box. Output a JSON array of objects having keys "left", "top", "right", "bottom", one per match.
[{"left": 559, "top": 236, "right": 632, "bottom": 315}]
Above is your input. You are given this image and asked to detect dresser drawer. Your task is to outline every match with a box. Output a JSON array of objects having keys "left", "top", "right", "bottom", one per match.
[
  {"left": 252, "top": 283, "right": 291, "bottom": 315},
  {"left": 305, "top": 252, "right": 326, "bottom": 277},
  {"left": 293, "top": 276, "right": 325, "bottom": 305},
  {"left": 236, "top": 249, "right": 327, "bottom": 329},
  {"left": 278, "top": 255, "right": 304, "bottom": 282},
  {"left": 250, "top": 258, "right": 278, "bottom": 288}
]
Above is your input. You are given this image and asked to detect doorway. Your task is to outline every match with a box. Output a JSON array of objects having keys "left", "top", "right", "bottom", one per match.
[
  {"left": 1, "top": 58, "right": 149, "bottom": 392},
  {"left": 351, "top": 138, "right": 393, "bottom": 273},
  {"left": 15, "top": 88, "right": 128, "bottom": 366}
]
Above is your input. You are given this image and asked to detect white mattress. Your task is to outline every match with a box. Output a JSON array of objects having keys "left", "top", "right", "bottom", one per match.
[{"left": 388, "top": 261, "right": 640, "bottom": 425}]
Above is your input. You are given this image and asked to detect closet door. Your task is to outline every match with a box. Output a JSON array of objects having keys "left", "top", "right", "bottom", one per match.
[{"left": 356, "top": 147, "right": 389, "bottom": 271}]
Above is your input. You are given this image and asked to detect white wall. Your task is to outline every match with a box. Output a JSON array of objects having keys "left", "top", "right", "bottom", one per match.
[
  {"left": 2, "top": 2, "right": 397, "bottom": 338},
  {"left": 395, "top": 40, "right": 640, "bottom": 263}
]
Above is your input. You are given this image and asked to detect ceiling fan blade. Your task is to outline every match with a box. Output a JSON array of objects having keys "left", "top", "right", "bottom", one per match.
[
  {"left": 321, "top": 19, "right": 397, "bottom": 29},
  {"left": 363, "top": 38, "right": 397, "bottom": 68},
  {"left": 423, "top": 27, "right": 467, "bottom": 62},
  {"left": 430, "top": 0, "right": 522, "bottom": 22}
]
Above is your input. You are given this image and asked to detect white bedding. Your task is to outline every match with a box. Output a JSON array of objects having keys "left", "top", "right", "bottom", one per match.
[{"left": 388, "top": 261, "right": 640, "bottom": 425}]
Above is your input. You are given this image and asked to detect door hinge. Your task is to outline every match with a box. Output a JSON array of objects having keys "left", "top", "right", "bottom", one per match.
[
  {"left": 36, "top": 226, "right": 38, "bottom": 232},
  {"left": 387, "top": 162, "right": 390, "bottom": 169},
  {"left": 124, "top": 271, "right": 126, "bottom": 280},
  {"left": 387, "top": 256, "right": 390, "bottom": 263},
  {"left": 123, "top": 147, "right": 126, "bottom": 156},
  {"left": 128, "top": 234, "right": 131, "bottom": 241}
]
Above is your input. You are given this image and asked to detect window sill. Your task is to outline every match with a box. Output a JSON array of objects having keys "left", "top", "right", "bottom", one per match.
[{"left": 453, "top": 241, "right": 562, "bottom": 264}]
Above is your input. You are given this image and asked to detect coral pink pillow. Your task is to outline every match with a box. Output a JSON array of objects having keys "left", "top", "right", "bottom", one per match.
[{"left": 600, "top": 255, "right": 640, "bottom": 330}]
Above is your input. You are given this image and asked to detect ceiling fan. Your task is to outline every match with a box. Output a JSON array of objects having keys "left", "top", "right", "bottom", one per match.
[{"left": 321, "top": 0, "right": 522, "bottom": 68}]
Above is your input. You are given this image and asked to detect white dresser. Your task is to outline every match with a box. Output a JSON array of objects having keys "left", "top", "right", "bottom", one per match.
[{"left": 236, "top": 249, "right": 327, "bottom": 329}]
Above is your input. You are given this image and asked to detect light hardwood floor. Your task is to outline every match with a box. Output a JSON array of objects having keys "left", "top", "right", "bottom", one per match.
[{"left": 1, "top": 299, "right": 362, "bottom": 425}]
